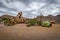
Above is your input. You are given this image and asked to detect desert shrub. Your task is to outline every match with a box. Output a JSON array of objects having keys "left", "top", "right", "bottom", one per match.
[
  {"left": 27, "top": 19, "right": 52, "bottom": 27},
  {"left": 37, "top": 21, "right": 42, "bottom": 26},
  {"left": 1, "top": 18, "right": 10, "bottom": 26},
  {"left": 41, "top": 21, "right": 52, "bottom": 27},
  {"left": 1, "top": 18, "right": 15, "bottom": 26},
  {"left": 0, "top": 18, "right": 2, "bottom": 22},
  {"left": 1, "top": 18, "right": 10, "bottom": 23},
  {"left": 27, "top": 19, "right": 38, "bottom": 27}
]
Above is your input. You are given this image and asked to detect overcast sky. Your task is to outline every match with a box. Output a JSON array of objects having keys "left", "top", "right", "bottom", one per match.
[{"left": 0, "top": 0, "right": 60, "bottom": 18}]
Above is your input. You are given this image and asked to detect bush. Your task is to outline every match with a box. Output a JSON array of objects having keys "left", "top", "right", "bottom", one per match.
[
  {"left": 27, "top": 19, "right": 52, "bottom": 27},
  {"left": 0, "top": 19, "right": 2, "bottom": 22},
  {"left": 1, "top": 18, "right": 10, "bottom": 22},
  {"left": 41, "top": 21, "right": 52, "bottom": 27},
  {"left": 37, "top": 21, "right": 42, "bottom": 26},
  {"left": 1, "top": 18, "right": 11, "bottom": 26},
  {"left": 26, "top": 19, "right": 38, "bottom": 27},
  {"left": 1, "top": 18, "right": 15, "bottom": 26}
]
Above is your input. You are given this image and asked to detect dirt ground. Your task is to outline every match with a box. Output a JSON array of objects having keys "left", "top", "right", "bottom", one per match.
[{"left": 0, "top": 24, "right": 60, "bottom": 40}]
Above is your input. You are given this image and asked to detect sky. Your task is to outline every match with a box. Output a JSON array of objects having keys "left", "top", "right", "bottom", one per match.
[{"left": 0, "top": 0, "right": 60, "bottom": 18}]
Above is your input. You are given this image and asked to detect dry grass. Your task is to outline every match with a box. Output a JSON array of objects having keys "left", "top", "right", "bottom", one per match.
[{"left": 0, "top": 24, "right": 60, "bottom": 40}]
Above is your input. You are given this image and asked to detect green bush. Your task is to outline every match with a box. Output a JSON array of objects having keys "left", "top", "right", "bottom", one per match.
[
  {"left": 37, "top": 21, "right": 42, "bottom": 26},
  {"left": 1, "top": 18, "right": 10, "bottom": 22},
  {"left": 0, "top": 19, "right": 2, "bottom": 22},
  {"left": 26, "top": 19, "right": 38, "bottom": 27},
  {"left": 1, "top": 18, "right": 15, "bottom": 26},
  {"left": 2, "top": 18, "right": 11, "bottom": 26},
  {"left": 41, "top": 21, "right": 52, "bottom": 27}
]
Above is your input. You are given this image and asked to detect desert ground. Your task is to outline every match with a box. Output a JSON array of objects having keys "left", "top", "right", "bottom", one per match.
[{"left": 0, "top": 24, "right": 60, "bottom": 40}]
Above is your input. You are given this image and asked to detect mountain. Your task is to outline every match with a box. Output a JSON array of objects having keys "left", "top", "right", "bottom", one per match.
[
  {"left": 55, "top": 15, "right": 60, "bottom": 23},
  {"left": 1, "top": 15, "right": 15, "bottom": 19},
  {"left": 36, "top": 15, "right": 60, "bottom": 23}
]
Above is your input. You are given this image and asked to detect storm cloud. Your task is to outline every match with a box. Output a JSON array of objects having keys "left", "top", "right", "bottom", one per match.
[{"left": 0, "top": 0, "right": 60, "bottom": 18}]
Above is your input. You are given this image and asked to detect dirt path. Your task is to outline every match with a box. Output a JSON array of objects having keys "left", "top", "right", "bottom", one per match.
[{"left": 0, "top": 24, "right": 60, "bottom": 40}]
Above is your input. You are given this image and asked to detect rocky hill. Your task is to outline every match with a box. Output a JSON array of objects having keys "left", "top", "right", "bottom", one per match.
[
  {"left": 0, "top": 12, "right": 60, "bottom": 24},
  {"left": 36, "top": 15, "right": 60, "bottom": 23}
]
